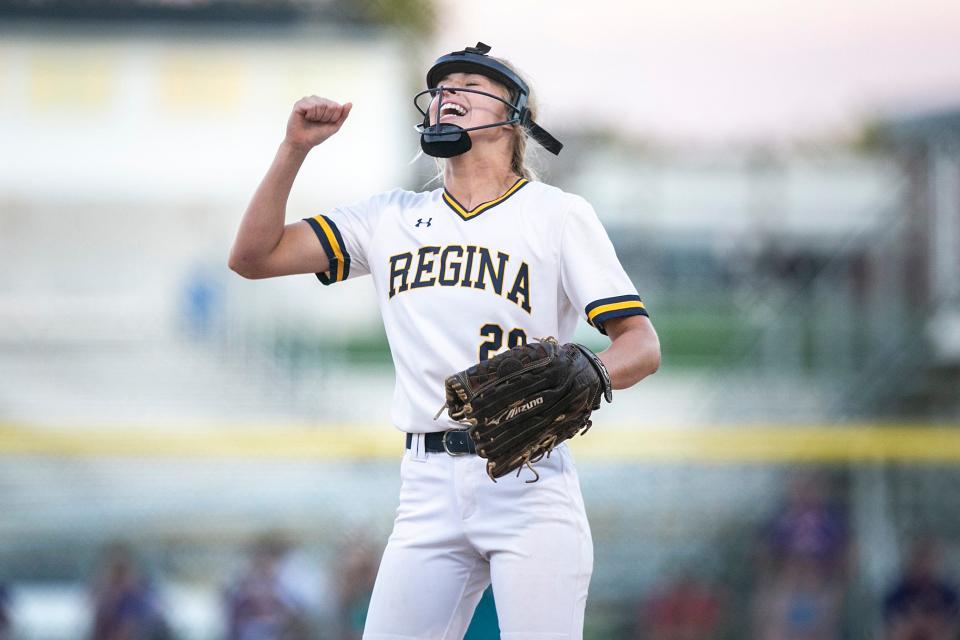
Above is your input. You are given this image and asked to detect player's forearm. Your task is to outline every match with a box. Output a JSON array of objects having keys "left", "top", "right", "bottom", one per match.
[
  {"left": 598, "top": 327, "right": 661, "bottom": 390},
  {"left": 229, "top": 141, "right": 309, "bottom": 274}
]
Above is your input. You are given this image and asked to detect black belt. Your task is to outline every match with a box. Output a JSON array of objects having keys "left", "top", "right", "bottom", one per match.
[{"left": 406, "top": 430, "right": 477, "bottom": 455}]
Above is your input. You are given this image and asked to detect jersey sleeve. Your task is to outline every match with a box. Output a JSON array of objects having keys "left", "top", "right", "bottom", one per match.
[
  {"left": 559, "top": 196, "right": 649, "bottom": 335},
  {"left": 302, "top": 192, "right": 384, "bottom": 285}
]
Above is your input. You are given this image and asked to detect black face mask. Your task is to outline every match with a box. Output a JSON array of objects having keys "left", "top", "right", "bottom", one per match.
[{"left": 420, "top": 122, "right": 473, "bottom": 158}]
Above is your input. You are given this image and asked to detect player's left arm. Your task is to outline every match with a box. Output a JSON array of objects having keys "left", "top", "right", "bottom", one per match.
[{"left": 596, "top": 314, "right": 661, "bottom": 390}]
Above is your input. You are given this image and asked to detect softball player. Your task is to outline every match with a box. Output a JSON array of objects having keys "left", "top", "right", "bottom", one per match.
[{"left": 230, "top": 43, "right": 661, "bottom": 640}]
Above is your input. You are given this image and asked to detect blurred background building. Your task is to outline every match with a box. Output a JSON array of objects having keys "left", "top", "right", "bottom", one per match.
[{"left": 1, "top": 0, "right": 959, "bottom": 638}]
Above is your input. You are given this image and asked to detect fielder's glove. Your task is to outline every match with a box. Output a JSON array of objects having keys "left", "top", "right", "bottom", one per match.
[{"left": 435, "top": 337, "right": 612, "bottom": 482}]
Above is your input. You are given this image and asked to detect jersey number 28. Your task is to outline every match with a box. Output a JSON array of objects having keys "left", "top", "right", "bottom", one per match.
[{"left": 479, "top": 323, "right": 527, "bottom": 362}]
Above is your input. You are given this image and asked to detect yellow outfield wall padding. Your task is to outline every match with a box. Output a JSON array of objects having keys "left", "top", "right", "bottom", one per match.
[{"left": 1, "top": 423, "right": 960, "bottom": 463}]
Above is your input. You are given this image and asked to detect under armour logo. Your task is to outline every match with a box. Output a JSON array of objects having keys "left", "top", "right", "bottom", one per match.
[{"left": 415, "top": 218, "right": 432, "bottom": 228}]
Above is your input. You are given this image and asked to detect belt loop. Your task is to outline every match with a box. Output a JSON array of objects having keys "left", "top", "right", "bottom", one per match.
[{"left": 413, "top": 433, "right": 427, "bottom": 462}]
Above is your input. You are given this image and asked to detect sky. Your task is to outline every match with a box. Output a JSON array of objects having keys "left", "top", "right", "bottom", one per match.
[{"left": 430, "top": 0, "right": 960, "bottom": 142}]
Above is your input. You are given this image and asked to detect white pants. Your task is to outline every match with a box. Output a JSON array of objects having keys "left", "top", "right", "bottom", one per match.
[{"left": 362, "top": 440, "right": 593, "bottom": 640}]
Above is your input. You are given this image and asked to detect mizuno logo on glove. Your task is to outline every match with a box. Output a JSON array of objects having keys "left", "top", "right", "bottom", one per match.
[{"left": 491, "top": 396, "right": 544, "bottom": 425}]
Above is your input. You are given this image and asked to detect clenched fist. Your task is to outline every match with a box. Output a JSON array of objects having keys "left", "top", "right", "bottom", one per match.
[{"left": 285, "top": 96, "right": 353, "bottom": 151}]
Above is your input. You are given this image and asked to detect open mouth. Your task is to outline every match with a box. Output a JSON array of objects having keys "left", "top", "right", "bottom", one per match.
[{"left": 438, "top": 101, "right": 468, "bottom": 122}]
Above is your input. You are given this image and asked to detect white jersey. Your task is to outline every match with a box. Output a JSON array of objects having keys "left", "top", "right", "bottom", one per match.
[{"left": 304, "top": 178, "right": 647, "bottom": 433}]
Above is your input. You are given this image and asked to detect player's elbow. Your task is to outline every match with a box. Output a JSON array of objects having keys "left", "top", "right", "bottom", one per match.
[
  {"left": 646, "top": 341, "right": 661, "bottom": 376},
  {"left": 228, "top": 251, "right": 267, "bottom": 279},
  {"left": 640, "top": 328, "right": 662, "bottom": 377},
  {"left": 630, "top": 332, "right": 661, "bottom": 383}
]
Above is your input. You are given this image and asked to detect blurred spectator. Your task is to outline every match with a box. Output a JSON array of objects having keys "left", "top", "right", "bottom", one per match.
[
  {"left": 763, "top": 471, "right": 849, "bottom": 580},
  {"left": 638, "top": 572, "right": 724, "bottom": 640},
  {"left": 752, "top": 471, "right": 850, "bottom": 640},
  {"left": 335, "top": 540, "right": 380, "bottom": 640},
  {"left": 883, "top": 538, "right": 959, "bottom": 640},
  {"left": 0, "top": 583, "right": 10, "bottom": 640},
  {"left": 753, "top": 560, "right": 843, "bottom": 640},
  {"left": 180, "top": 263, "right": 224, "bottom": 341},
  {"left": 224, "top": 533, "right": 327, "bottom": 640},
  {"left": 89, "top": 542, "right": 170, "bottom": 640}
]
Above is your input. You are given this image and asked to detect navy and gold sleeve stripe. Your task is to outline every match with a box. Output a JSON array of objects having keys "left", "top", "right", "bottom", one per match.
[
  {"left": 585, "top": 294, "right": 648, "bottom": 335},
  {"left": 303, "top": 214, "right": 351, "bottom": 285}
]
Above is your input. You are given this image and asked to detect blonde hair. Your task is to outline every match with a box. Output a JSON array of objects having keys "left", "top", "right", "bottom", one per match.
[
  {"left": 494, "top": 56, "right": 540, "bottom": 182},
  {"left": 422, "top": 56, "right": 541, "bottom": 186}
]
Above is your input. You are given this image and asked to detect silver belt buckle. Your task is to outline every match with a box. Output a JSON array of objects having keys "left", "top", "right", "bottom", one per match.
[{"left": 442, "top": 429, "right": 470, "bottom": 456}]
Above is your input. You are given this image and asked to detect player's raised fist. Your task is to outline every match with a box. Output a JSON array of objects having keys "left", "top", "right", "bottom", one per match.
[{"left": 286, "top": 96, "right": 353, "bottom": 151}]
